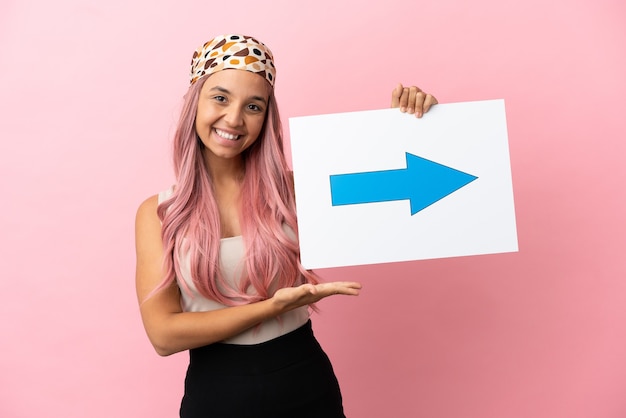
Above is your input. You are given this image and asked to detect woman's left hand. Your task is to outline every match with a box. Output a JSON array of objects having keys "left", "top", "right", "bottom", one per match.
[
  {"left": 271, "top": 281, "right": 362, "bottom": 312},
  {"left": 391, "top": 83, "right": 438, "bottom": 118}
]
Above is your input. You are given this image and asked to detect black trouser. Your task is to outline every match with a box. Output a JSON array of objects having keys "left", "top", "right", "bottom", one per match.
[{"left": 180, "top": 320, "right": 345, "bottom": 418}]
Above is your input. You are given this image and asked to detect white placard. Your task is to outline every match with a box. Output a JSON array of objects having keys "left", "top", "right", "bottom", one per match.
[{"left": 289, "top": 99, "right": 518, "bottom": 269}]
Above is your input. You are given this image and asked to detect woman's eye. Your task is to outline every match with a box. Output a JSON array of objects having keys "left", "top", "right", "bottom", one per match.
[
  {"left": 214, "top": 95, "right": 226, "bottom": 102},
  {"left": 248, "top": 104, "right": 262, "bottom": 112}
]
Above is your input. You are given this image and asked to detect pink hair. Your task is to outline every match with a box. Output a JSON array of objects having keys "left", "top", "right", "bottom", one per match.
[{"left": 156, "top": 74, "right": 318, "bottom": 305}]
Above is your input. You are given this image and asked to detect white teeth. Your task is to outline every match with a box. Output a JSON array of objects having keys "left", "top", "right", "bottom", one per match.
[{"left": 215, "top": 129, "right": 240, "bottom": 140}]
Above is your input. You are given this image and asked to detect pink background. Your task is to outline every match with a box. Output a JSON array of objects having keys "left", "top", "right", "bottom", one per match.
[{"left": 1, "top": 0, "right": 625, "bottom": 417}]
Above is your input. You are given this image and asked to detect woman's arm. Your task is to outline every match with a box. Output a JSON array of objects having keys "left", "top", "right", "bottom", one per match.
[
  {"left": 391, "top": 83, "right": 438, "bottom": 117},
  {"left": 135, "top": 195, "right": 360, "bottom": 356}
]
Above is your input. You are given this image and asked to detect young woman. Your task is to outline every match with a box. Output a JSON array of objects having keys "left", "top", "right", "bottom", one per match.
[{"left": 135, "top": 34, "right": 437, "bottom": 418}]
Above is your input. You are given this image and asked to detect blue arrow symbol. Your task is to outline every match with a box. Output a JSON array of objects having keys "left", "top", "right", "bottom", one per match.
[{"left": 329, "top": 152, "right": 478, "bottom": 215}]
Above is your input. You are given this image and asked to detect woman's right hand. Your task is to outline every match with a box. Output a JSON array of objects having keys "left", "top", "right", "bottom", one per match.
[{"left": 271, "top": 282, "right": 362, "bottom": 312}]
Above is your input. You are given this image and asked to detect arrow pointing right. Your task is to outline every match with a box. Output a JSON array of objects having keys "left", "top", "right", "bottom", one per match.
[{"left": 329, "top": 152, "right": 478, "bottom": 215}]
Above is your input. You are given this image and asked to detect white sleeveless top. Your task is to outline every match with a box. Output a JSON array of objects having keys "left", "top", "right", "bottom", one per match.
[{"left": 158, "top": 187, "right": 309, "bottom": 345}]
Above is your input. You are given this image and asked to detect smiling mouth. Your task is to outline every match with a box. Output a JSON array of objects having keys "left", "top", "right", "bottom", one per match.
[{"left": 215, "top": 128, "right": 241, "bottom": 141}]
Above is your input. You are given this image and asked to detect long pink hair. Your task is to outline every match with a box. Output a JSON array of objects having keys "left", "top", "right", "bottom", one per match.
[{"left": 156, "top": 73, "right": 318, "bottom": 305}]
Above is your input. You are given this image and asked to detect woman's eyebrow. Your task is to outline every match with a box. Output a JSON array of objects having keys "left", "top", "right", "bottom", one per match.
[
  {"left": 208, "top": 85, "right": 267, "bottom": 104},
  {"left": 209, "top": 86, "right": 230, "bottom": 94}
]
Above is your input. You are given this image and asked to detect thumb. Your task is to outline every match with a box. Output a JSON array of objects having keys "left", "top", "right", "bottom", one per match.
[
  {"left": 302, "top": 283, "right": 317, "bottom": 295},
  {"left": 391, "top": 83, "right": 403, "bottom": 108}
]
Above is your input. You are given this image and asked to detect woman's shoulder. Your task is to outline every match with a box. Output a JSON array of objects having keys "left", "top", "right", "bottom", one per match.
[
  {"left": 136, "top": 194, "right": 160, "bottom": 226},
  {"left": 135, "top": 185, "right": 175, "bottom": 225}
]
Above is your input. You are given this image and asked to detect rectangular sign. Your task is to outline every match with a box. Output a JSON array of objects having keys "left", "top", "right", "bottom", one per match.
[{"left": 289, "top": 99, "right": 518, "bottom": 269}]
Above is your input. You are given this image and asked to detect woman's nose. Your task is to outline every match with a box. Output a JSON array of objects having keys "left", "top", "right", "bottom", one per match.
[{"left": 223, "top": 105, "right": 244, "bottom": 127}]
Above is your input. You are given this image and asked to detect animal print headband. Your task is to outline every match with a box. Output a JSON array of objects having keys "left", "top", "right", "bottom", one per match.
[{"left": 189, "top": 34, "right": 276, "bottom": 86}]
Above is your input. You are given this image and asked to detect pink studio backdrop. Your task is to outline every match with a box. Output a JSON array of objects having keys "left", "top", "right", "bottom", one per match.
[{"left": 1, "top": 1, "right": 625, "bottom": 417}]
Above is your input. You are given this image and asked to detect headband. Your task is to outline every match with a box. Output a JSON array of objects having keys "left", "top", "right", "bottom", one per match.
[{"left": 189, "top": 34, "right": 276, "bottom": 86}]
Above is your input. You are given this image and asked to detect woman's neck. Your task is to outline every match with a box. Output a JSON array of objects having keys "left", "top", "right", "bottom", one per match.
[
  {"left": 203, "top": 151, "right": 245, "bottom": 183},
  {"left": 203, "top": 151, "right": 245, "bottom": 238}
]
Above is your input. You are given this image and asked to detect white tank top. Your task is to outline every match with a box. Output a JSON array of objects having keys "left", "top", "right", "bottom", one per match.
[{"left": 158, "top": 187, "right": 309, "bottom": 345}]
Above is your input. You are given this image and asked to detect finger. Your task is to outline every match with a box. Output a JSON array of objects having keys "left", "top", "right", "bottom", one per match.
[
  {"left": 415, "top": 91, "right": 430, "bottom": 118},
  {"left": 391, "top": 83, "right": 404, "bottom": 108},
  {"left": 338, "top": 286, "right": 361, "bottom": 296},
  {"left": 406, "top": 86, "right": 421, "bottom": 115},
  {"left": 340, "top": 281, "right": 363, "bottom": 290},
  {"left": 324, "top": 281, "right": 362, "bottom": 289},
  {"left": 325, "top": 282, "right": 362, "bottom": 296},
  {"left": 422, "top": 94, "right": 438, "bottom": 114},
  {"left": 398, "top": 87, "right": 410, "bottom": 112}
]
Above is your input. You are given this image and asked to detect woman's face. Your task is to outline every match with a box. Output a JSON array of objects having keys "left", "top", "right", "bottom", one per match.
[{"left": 195, "top": 69, "right": 270, "bottom": 163}]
